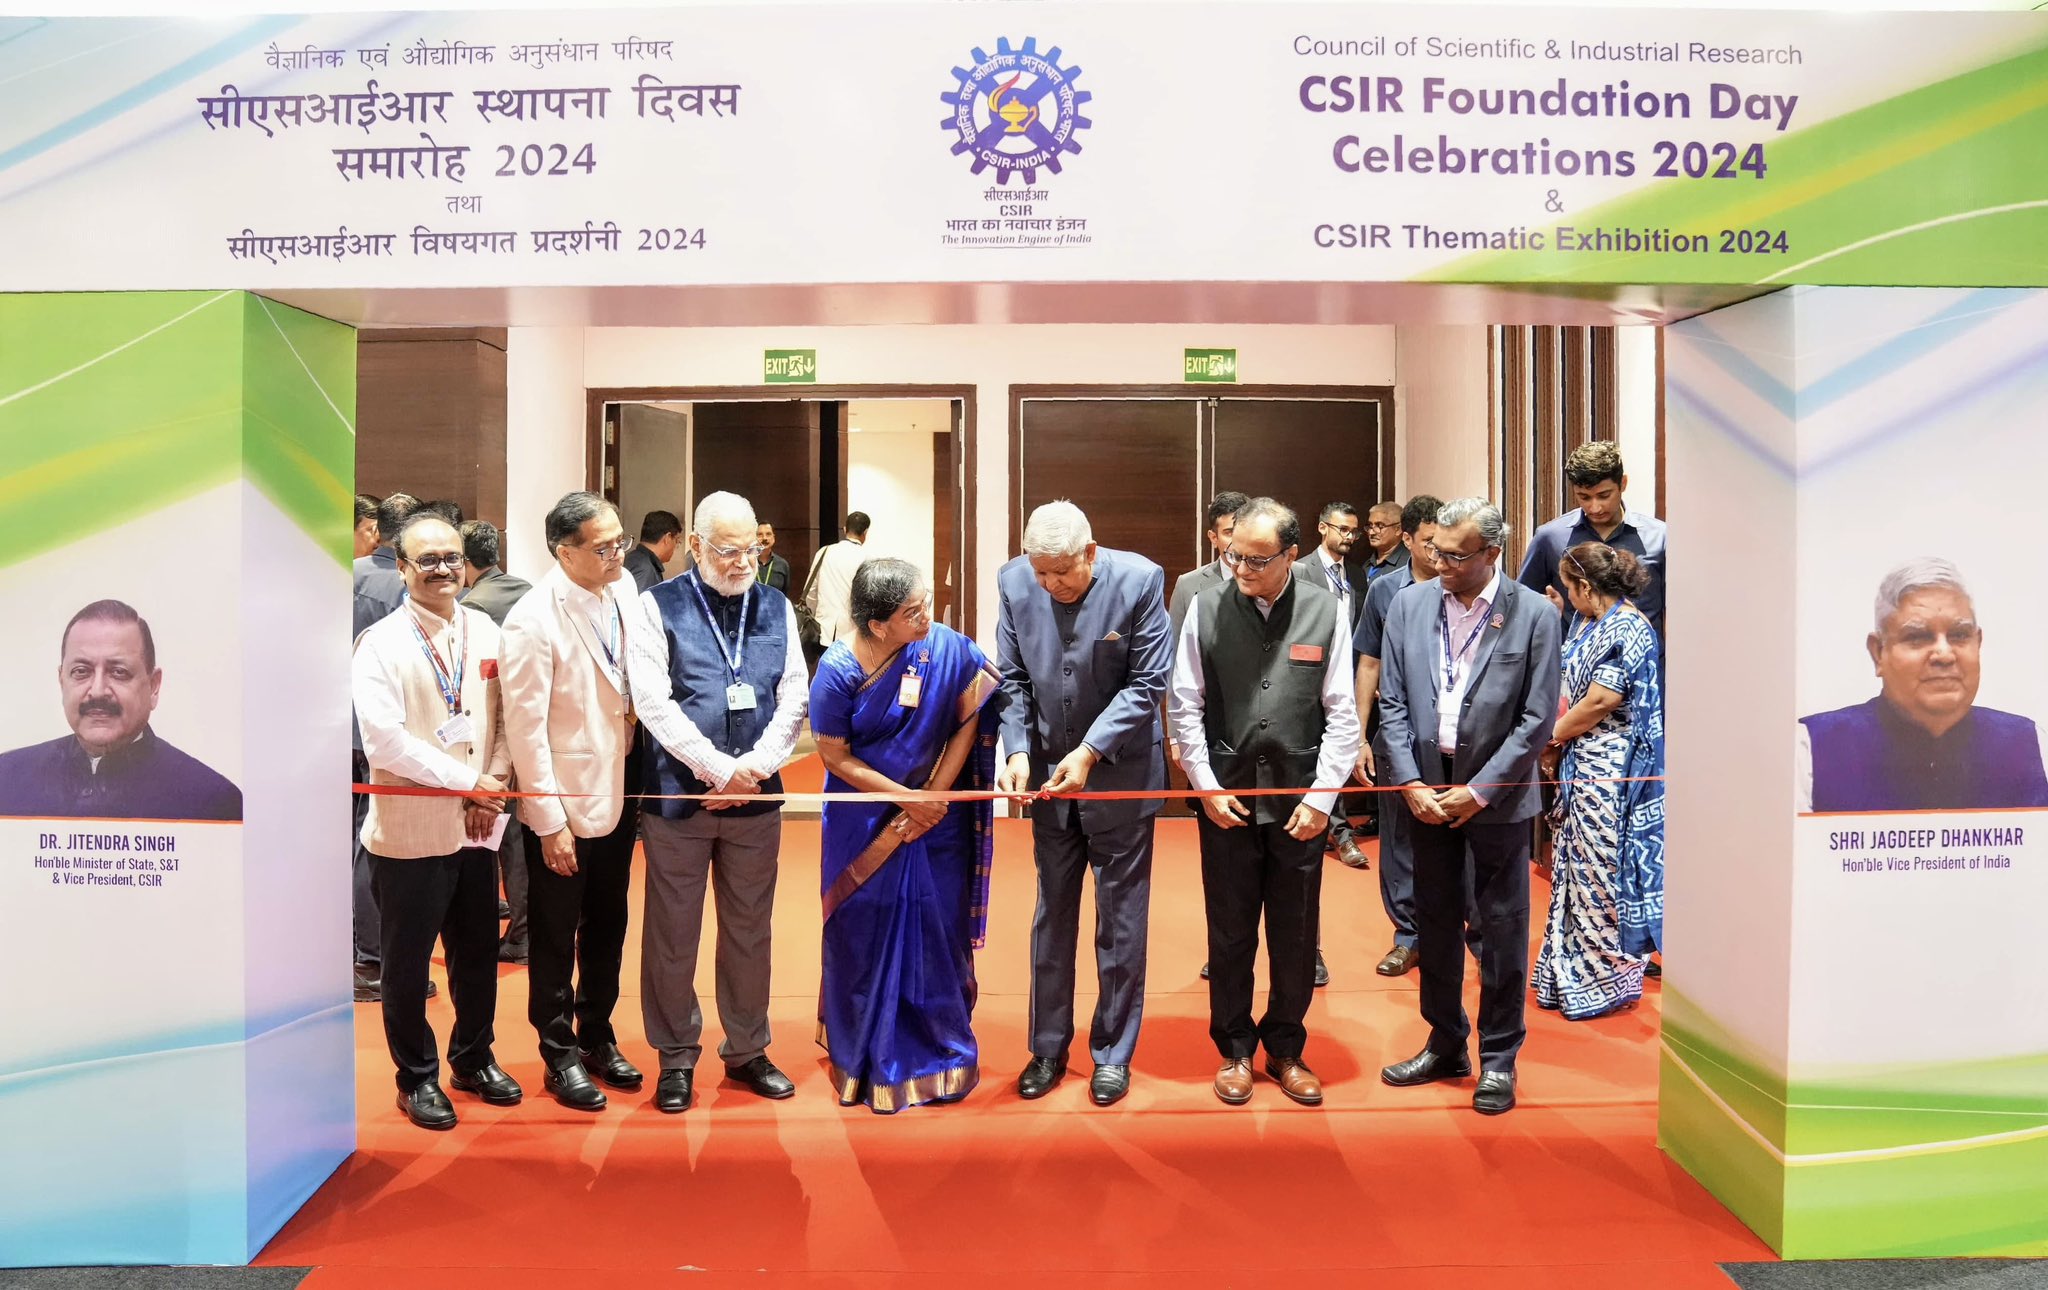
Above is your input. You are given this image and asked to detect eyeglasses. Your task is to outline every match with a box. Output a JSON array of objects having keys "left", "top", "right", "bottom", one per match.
[
  {"left": 576, "top": 536, "right": 637, "bottom": 561},
  {"left": 401, "top": 554, "right": 466, "bottom": 573},
  {"left": 704, "top": 541, "right": 766, "bottom": 562},
  {"left": 1425, "top": 541, "right": 1489, "bottom": 569},
  {"left": 1222, "top": 548, "right": 1290, "bottom": 573},
  {"left": 1323, "top": 523, "right": 1361, "bottom": 537},
  {"left": 895, "top": 597, "right": 933, "bottom": 623},
  {"left": 1365, "top": 521, "right": 1398, "bottom": 532}
]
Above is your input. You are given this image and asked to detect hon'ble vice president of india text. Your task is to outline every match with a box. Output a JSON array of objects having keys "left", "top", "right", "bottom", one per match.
[
  {"left": 0, "top": 599, "right": 243, "bottom": 821},
  {"left": 1798, "top": 558, "right": 2048, "bottom": 813}
]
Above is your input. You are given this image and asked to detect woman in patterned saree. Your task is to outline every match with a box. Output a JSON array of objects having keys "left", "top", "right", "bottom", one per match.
[
  {"left": 1535, "top": 543, "right": 1665, "bottom": 1021},
  {"left": 810, "top": 558, "right": 1003, "bottom": 1112}
]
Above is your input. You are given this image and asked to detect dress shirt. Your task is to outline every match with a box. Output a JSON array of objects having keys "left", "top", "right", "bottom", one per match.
[
  {"left": 628, "top": 586, "right": 808, "bottom": 790},
  {"left": 1437, "top": 566, "right": 1503, "bottom": 757},
  {"left": 1310, "top": 547, "right": 1352, "bottom": 602},
  {"left": 564, "top": 574, "right": 630, "bottom": 708},
  {"left": 1366, "top": 543, "right": 1411, "bottom": 583},
  {"left": 352, "top": 599, "right": 484, "bottom": 793},
  {"left": 1168, "top": 592, "right": 1361, "bottom": 817}
]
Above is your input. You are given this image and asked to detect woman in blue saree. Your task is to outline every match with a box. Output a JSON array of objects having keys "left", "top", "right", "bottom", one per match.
[
  {"left": 1535, "top": 543, "right": 1665, "bottom": 1021},
  {"left": 809, "top": 557, "right": 1003, "bottom": 1112}
]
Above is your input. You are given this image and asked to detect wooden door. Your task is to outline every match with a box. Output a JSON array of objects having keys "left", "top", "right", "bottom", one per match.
[
  {"left": 1016, "top": 399, "right": 1201, "bottom": 579},
  {"left": 692, "top": 401, "right": 824, "bottom": 581},
  {"left": 1208, "top": 399, "right": 1382, "bottom": 577}
]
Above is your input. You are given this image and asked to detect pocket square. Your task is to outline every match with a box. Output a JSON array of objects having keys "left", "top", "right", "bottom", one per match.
[
  {"left": 1100, "top": 631, "right": 1122, "bottom": 642},
  {"left": 1289, "top": 643, "right": 1324, "bottom": 663}
]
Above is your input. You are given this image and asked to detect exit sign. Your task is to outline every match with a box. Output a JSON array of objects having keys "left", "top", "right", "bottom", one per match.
[
  {"left": 1184, "top": 348, "right": 1238, "bottom": 382},
  {"left": 764, "top": 349, "right": 817, "bottom": 383}
]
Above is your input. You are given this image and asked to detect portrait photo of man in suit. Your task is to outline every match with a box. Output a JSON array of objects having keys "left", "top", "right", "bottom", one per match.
[
  {"left": 995, "top": 501, "right": 1174, "bottom": 1107},
  {"left": 0, "top": 599, "right": 241, "bottom": 821},
  {"left": 1798, "top": 558, "right": 2048, "bottom": 813}
]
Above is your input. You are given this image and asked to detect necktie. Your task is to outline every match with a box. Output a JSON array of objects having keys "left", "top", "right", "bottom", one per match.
[{"left": 1327, "top": 561, "right": 1349, "bottom": 599}]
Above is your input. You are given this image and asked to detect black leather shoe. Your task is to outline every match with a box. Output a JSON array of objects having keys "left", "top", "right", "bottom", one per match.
[
  {"left": 1017, "top": 1055, "right": 1067, "bottom": 1099},
  {"left": 353, "top": 965, "right": 380, "bottom": 1003},
  {"left": 450, "top": 1062, "right": 522, "bottom": 1105},
  {"left": 1090, "top": 1064, "right": 1130, "bottom": 1106},
  {"left": 1314, "top": 950, "right": 1330, "bottom": 988},
  {"left": 1380, "top": 1047, "right": 1473, "bottom": 1087},
  {"left": 654, "top": 1068, "right": 694, "bottom": 1113},
  {"left": 1199, "top": 961, "right": 1210, "bottom": 980},
  {"left": 497, "top": 899, "right": 512, "bottom": 920},
  {"left": 1474, "top": 1070, "right": 1518, "bottom": 1115},
  {"left": 398, "top": 1081, "right": 457, "bottom": 1130},
  {"left": 497, "top": 942, "right": 528, "bottom": 965},
  {"left": 544, "top": 1062, "right": 608, "bottom": 1111},
  {"left": 726, "top": 1055, "right": 796, "bottom": 1100},
  {"left": 580, "top": 1042, "right": 643, "bottom": 1090}
]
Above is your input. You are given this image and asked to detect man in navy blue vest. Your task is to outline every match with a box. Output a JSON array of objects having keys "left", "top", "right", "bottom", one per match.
[
  {"left": 626, "top": 490, "right": 808, "bottom": 1113},
  {"left": 0, "top": 600, "right": 241, "bottom": 821},
  {"left": 996, "top": 501, "right": 1173, "bottom": 1107},
  {"left": 1799, "top": 558, "right": 2048, "bottom": 812}
]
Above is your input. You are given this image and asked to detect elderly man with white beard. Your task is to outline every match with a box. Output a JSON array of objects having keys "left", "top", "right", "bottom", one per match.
[{"left": 626, "top": 491, "right": 808, "bottom": 1113}]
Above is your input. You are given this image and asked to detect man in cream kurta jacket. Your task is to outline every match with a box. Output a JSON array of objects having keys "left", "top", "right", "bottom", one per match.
[{"left": 354, "top": 514, "right": 522, "bottom": 1131}]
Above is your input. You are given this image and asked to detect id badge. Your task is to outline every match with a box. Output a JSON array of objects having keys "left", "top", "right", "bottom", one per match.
[
  {"left": 726, "top": 681, "right": 758, "bottom": 712},
  {"left": 898, "top": 674, "right": 922, "bottom": 708},
  {"left": 434, "top": 712, "right": 475, "bottom": 746}
]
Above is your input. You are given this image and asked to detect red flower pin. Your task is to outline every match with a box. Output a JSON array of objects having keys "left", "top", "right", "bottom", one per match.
[{"left": 480, "top": 658, "right": 499, "bottom": 680}]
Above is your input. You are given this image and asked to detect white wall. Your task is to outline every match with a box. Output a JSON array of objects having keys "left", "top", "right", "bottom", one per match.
[
  {"left": 505, "top": 327, "right": 585, "bottom": 580},
  {"left": 616, "top": 402, "right": 691, "bottom": 577},
  {"left": 1615, "top": 326, "right": 1663, "bottom": 509},
  {"left": 562, "top": 323, "right": 1399, "bottom": 643},
  {"left": 1395, "top": 325, "right": 1494, "bottom": 502},
  {"left": 845, "top": 399, "right": 943, "bottom": 580}
]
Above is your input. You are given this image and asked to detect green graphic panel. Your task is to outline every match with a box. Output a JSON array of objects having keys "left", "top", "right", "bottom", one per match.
[
  {"left": 239, "top": 295, "right": 355, "bottom": 566},
  {"left": 0, "top": 292, "right": 244, "bottom": 572},
  {"left": 1432, "top": 40, "right": 2048, "bottom": 286}
]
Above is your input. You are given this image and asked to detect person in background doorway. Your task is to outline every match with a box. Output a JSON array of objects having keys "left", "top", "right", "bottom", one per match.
[
  {"left": 352, "top": 490, "right": 421, "bottom": 1003},
  {"left": 1295, "top": 501, "right": 1369, "bottom": 874},
  {"left": 627, "top": 491, "right": 807, "bottom": 1113},
  {"left": 354, "top": 494, "right": 382, "bottom": 560},
  {"left": 351, "top": 512, "right": 519, "bottom": 1130},
  {"left": 755, "top": 521, "right": 792, "bottom": 593},
  {"left": 1363, "top": 501, "right": 1408, "bottom": 584},
  {"left": 1537, "top": 543, "right": 1664, "bottom": 1020},
  {"left": 500, "top": 492, "right": 644, "bottom": 1112},
  {"left": 627, "top": 510, "right": 682, "bottom": 594},
  {"left": 1518, "top": 442, "right": 1667, "bottom": 641},
  {"left": 995, "top": 501, "right": 1172, "bottom": 1108},
  {"left": 1377, "top": 499, "right": 1559, "bottom": 1116},
  {"left": 418, "top": 499, "right": 464, "bottom": 528},
  {"left": 1353, "top": 494, "right": 1468, "bottom": 979},
  {"left": 459, "top": 520, "right": 535, "bottom": 964},
  {"left": 1168, "top": 491, "right": 1251, "bottom": 644},
  {"left": 1798, "top": 558, "right": 2048, "bottom": 812},
  {"left": 810, "top": 558, "right": 1004, "bottom": 1113},
  {"left": 808, "top": 510, "right": 871, "bottom": 645},
  {"left": 1170, "top": 498, "right": 1359, "bottom": 1109},
  {"left": 355, "top": 493, "right": 420, "bottom": 638}
]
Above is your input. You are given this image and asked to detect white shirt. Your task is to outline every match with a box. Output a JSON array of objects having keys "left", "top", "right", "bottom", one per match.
[
  {"left": 628, "top": 582, "right": 809, "bottom": 790},
  {"left": 563, "top": 570, "right": 630, "bottom": 704},
  {"left": 1167, "top": 590, "right": 1361, "bottom": 816},
  {"left": 352, "top": 599, "right": 483, "bottom": 793},
  {"left": 809, "top": 539, "right": 867, "bottom": 644},
  {"left": 1437, "top": 566, "right": 1502, "bottom": 753},
  {"left": 1306, "top": 547, "right": 1353, "bottom": 617}
]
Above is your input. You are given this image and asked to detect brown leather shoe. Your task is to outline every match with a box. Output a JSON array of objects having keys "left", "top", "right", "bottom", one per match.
[
  {"left": 1336, "top": 837, "right": 1370, "bottom": 870},
  {"left": 1213, "top": 1058, "right": 1254, "bottom": 1105},
  {"left": 1376, "top": 945, "right": 1419, "bottom": 976},
  {"left": 1264, "top": 1057, "right": 1325, "bottom": 1106}
]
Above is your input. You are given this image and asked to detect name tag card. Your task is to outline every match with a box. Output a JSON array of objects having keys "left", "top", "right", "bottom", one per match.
[
  {"left": 726, "top": 682, "right": 758, "bottom": 712},
  {"left": 899, "top": 674, "right": 922, "bottom": 708},
  {"left": 434, "top": 712, "right": 475, "bottom": 746}
]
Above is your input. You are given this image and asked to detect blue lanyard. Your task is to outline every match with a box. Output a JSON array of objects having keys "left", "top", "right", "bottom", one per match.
[
  {"left": 587, "top": 594, "right": 621, "bottom": 672},
  {"left": 1326, "top": 559, "right": 1348, "bottom": 596},
  {"left": 687, "top": 574, "right": 750, "bottom": 679},
  {"left": 408, "top": 609, "right": 467, "bottom": 716},
  {"left": 1438, "top": 594, "right": 1489, "bottom": 692}
]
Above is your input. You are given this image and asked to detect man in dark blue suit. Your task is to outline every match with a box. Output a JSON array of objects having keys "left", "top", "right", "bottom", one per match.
[
  {"left": 996, "top": 501, "right": 1173, "bottom": 1107},
  {"left": 1376, "top": 499, "right": 1559, "bottom": 1115},
  {"left": 0, "top": 599, "right": 241, "bottom": 821}
]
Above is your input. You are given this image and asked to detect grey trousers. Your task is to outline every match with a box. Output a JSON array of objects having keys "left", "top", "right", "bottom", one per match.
[
  {"left": 1028, "top": 803, "right": 1154, "bottom": 1067},
  {"left": 639, "top": 809, "right": 781, "bottom": 1073}
]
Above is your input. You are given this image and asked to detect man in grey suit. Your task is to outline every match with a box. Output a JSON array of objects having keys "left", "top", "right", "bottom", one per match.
[
  {"left": 459, "top": 520, "right": 536, "bottom": 962},
  {"left": 1376, "top": 498, "right": 1559, "bottom": 1115},
  {"left": 1167, "top": 490, "right": 1250, "bottom": 643},
  {"left": 996, "top": 501, "right": 1173, "bottom": 1107}
]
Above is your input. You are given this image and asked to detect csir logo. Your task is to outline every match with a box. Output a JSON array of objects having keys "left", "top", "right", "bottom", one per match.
[{"left": 939, "top": 37, "right": 1092, "bottom": 186}]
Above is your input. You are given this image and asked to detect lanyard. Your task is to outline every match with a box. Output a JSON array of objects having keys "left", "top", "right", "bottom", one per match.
[
  {"left": 1438, "top": 594, "right": 1490, "bottom": 693},
  {"left": 687, "top": 574, "right": 751, "bottom": 679},
  {"left": 587, "top": 593, "right": 622, "bottom": 673},
  {"left": 408, "top": 609, "right": 468, "bottom": 716},
  {"left": 1326, "top": 559, "right": 1348, "bottom": 597}
]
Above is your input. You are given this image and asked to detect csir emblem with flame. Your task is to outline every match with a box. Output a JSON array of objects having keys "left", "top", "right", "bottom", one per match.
[{"left": 940, "top": 37, "right": 1092, "bottom": 186}]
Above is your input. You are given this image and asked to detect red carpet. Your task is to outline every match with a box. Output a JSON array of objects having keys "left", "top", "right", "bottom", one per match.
[{"left": 260, "top": 817, "right": 1770, "bottom": 1287}]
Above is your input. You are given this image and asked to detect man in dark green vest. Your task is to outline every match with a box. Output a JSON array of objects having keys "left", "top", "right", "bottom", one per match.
[{"left": 1168, "top": 498, "right": 1362, "bottom": 1109}]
